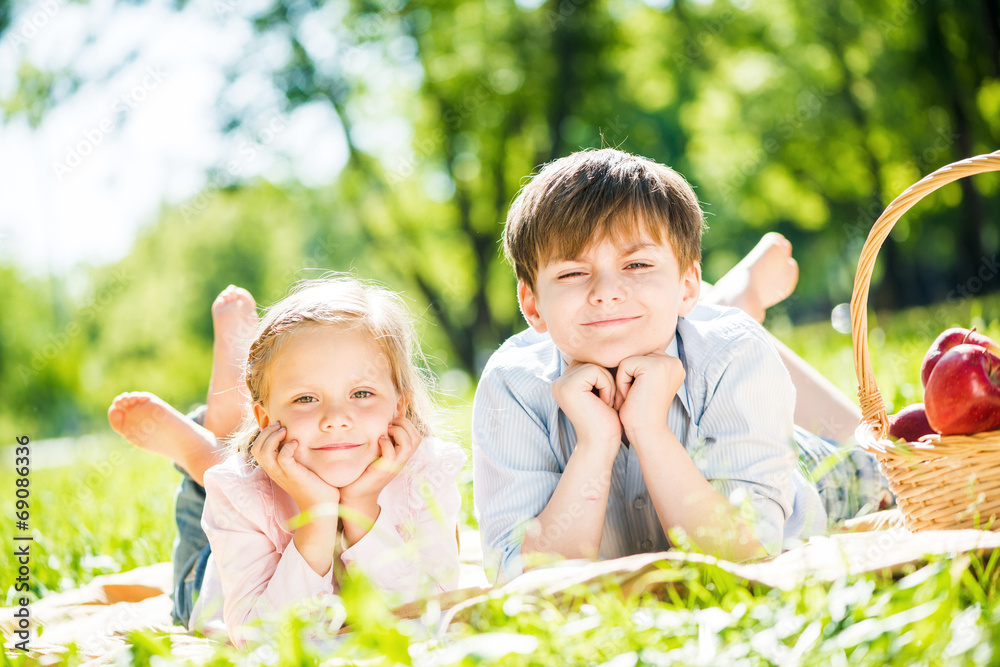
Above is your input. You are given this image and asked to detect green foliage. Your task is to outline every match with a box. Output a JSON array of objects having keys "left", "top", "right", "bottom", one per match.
[
  {"left": 1, "top": 62, "right": 54, "bottom": 127},
  {"left": 6, "top": 0, "right": 1000, "bottom": 664},
  {"left": 255, "top": 0, "right": 1000, "bottom": 327},
  {"left": 81, "top": 184, "right": 318, "bottom": 420},
  {"left": 4, "top": 305, "right": 1000, "bottom": 665},
  {"left": 15, "top": 554, "right": 1000, "bottom": 665},
  {"left": 774, "top": 292, "right": 1000, "bottom": 415},
  {"left": 0, "top": 265, "right": 86, "bottom": 439},
  {"left": 5, "top": 0, "right": 1000, "bottom": 438},
  {"left": 0, "top": 436, "right": 176, "bottom": 601}
]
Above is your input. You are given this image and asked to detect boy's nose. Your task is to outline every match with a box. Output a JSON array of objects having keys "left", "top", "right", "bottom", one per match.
[{"left": 589, "top": 271, "right": 626, "bottom": 304}]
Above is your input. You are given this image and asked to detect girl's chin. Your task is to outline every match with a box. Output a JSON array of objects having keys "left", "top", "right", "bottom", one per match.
[{"left": 315, "top": 462, "right": 375, "bottom": 489}]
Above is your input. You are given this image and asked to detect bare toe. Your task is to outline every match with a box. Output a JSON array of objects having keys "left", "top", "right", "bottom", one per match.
[
  {"left": 107, "top": 391, "right": 222, "bottom": 479},
  {"left": 705, "top": 232, "right": 800, "bottom": 323},
  {"left": 212, "top": 285, "right": 256, "bottom": 319},
  {"left": 206, "top": 286, "right": 257, "bottom": 439},
  {"left": 212, "top": 286, "right": 258, "bottom": 348},
  {"left": 108, "top": 392, "right": 152, "bottom": 435}
]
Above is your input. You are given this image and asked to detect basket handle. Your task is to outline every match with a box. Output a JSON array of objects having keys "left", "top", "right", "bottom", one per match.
[{"left": 851, "top": 149, "right": 1000, "bottom": 440}]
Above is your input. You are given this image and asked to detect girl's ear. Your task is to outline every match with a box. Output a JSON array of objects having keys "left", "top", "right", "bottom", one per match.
[
  {"left": 253, "top": 403, "right": 270, "bottom": 429},
  {"left": 678, "top": 261, "right": 702, "bottom": 318},
  {"left": 395, "top": 395, "right": 409, "bottom": 419}
]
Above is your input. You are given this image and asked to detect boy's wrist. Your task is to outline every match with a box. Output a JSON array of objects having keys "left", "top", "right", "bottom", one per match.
[
  {"left": 625, "top": 423, "right": 681, "bottom": 453},
  {"left": 573, "top": 433, "right": 622, "bottom": 465}
]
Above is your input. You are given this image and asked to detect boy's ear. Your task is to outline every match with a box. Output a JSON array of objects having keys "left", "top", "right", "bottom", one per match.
[
  {"left": 677, "top": 261, "right": 701, "bottom": 318},
  {"left": 253, "top": 403, "right": 270, "bottom": 429},
  {"left": 517, "top": 280, "right": 548, "bottom": 333}
]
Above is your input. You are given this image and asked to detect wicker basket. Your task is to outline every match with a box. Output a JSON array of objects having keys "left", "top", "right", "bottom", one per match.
[{"left": 852, "top": 149, "right": 1000, "bottom": 532}]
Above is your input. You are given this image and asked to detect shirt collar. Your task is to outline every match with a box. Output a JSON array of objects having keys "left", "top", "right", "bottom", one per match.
[{"left": 667, "top": 333, "right": 691, "bottom": 416}]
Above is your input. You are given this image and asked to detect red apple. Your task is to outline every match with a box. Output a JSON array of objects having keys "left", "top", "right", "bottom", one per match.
[
  {"left": 888, "top": 403, "right": 937, "bottom": 441},
  {"left": 924, "top": 343, "right": 1000, "bottom": 435},
  {"left": 921, "top": 327, "right": 1000, "bottom": 387}
]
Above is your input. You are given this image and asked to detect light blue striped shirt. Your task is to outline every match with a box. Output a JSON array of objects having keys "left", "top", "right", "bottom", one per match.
[{"left": 472, "top": 303, "right": 827, "bottom": 583}]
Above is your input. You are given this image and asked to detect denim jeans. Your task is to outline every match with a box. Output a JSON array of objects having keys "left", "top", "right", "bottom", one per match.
[
  {"left": 171, "top": 471, "right": 212, "bottom": 626},
  {"left": 170, "top": 405, "right": 214, "bottom": 626}
]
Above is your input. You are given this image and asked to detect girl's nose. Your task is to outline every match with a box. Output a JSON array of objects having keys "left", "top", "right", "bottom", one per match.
[{"left": 321, "top": 404, "right": 351, "bottom": 430}]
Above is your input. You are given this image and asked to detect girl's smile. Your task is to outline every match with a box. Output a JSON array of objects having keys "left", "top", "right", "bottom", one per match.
[{"left": 253, "top": 324, "right": 402, "bottom": 488}]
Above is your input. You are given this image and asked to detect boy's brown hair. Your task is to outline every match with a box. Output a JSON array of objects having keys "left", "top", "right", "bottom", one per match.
[{"left": 503, "top": 148, "right": 705, "bottom": 289}]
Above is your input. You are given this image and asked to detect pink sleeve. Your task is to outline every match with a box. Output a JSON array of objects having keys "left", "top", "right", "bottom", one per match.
[
  {"left": 201, "top": 462, "right": 335, "bottom": 647},
  {"left": 340, "top": 437, "right": 465, "bottom": 603}
]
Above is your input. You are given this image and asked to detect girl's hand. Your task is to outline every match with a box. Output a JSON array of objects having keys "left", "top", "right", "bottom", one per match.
[
  {"left": 340, "top": 417, "right": 422, "bottom": 508},
  {"left": 338, "top": 418, "right": 421, "bottom": 547},
  {"left": 251, "top": 422, "right": 340, "bottom": 510}
]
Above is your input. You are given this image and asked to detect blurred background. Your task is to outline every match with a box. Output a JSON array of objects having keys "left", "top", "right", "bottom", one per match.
[{"left": 1, "top": 0, "right": 999, "bottom": 439}]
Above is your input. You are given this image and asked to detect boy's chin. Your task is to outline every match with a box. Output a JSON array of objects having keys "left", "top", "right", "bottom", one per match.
[{"left": 571, "top": 346, "right": 665, "bottom": 370}]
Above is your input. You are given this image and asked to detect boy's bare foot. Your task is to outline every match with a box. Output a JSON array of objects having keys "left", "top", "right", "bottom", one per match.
[
  {"left": 705, "top": 232, "right": 799, "bottom": 323},
  {"left": 108, "top": 391, "right": 224, "bottom": 485},
  {"left": 204, "top": 285, "right": 257, "bottom": 439}
]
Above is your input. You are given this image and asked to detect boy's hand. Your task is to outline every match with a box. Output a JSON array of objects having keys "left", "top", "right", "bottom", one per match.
[
  {"left": 551, "top": 361, "right": 622, "bottom": 460},
  {"left": 615, "top": 352, "right": 686, "bottom": 442},
  {"left": 339, "top": 417, "right": 421, "bottom": 509},
  {"left": 251, "top": 422, "right": 341, "bottom": 510}
]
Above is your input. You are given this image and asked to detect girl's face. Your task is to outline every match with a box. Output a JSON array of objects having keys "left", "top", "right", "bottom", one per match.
[{"left": 253, "top": 324, "right": 403, "bottom": 489}]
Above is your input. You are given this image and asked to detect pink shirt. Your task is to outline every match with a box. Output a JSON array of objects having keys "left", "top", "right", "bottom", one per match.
[{"left": 190, "top": 435, "right": 465, "bottom": 646}]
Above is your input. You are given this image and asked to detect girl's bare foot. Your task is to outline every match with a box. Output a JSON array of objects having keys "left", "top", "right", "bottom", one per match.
[
  {"left": 705, "top": 232, "right": 799, "bottom": 323},
  {"left": 204, "top": 285, "right": 258, "bottom": 440},
  {"left": 108, "top": 391, "right": 224, "bottom": 485}
]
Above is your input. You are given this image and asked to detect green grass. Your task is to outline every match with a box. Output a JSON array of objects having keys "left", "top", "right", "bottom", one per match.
[
  {"left": 773, "top": 293, "right": 1000, "bottom": 415},
  {"left": 1, "top": 437, "right": 177, "bottom": 602},
  {"left": 4, "top": 296, "right": 1000, "bottom": 665}
]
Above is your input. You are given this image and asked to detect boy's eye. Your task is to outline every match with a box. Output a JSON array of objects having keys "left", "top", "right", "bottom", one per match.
[
  {"left": 352, "top": 390, "right": 373, "bottom": 399},
  {"left": 294, "top": 396, "right": 316, "bottom": 404},
  {"left": 625, "top": 261, "right": 651, "bottom": 269},
  {"left": 557, "top": 270, "right": 586, "bottom": 279}
]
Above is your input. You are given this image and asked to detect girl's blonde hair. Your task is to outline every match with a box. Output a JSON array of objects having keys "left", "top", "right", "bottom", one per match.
[{"left": 229, "top": 276, "right": 437, "bottom": 461}]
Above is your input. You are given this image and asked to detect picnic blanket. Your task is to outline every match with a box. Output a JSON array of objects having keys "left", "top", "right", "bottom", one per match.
[{"left": 5, "top": 516, "right": 1000, "bottom": 663}]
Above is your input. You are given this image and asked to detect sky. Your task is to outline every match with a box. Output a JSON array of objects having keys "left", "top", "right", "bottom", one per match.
[{"left": 0, "top": 0, "right": 349, "bottom": 278}]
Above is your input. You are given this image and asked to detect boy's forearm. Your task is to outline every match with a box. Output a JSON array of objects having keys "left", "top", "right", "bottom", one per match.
[
  {"left": 520, "top": 442, "right": 616, "bottom": 566},
  {"left": 632, "top": 428, "right": 767, "bottom": 562}
]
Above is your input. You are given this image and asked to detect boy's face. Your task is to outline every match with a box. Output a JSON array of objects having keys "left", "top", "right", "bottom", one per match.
[{"left": 518, "top": 230, "right": 700, "bottom": 369}]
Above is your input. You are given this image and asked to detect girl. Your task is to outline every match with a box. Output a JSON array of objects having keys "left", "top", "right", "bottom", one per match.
[{"left": 109, "top": 277, "right": 464, "bottom": 646}]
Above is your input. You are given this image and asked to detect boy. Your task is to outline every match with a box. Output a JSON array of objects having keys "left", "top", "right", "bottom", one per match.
[{"left": 473, "top": 148, "right": 839, "bottom": 584}]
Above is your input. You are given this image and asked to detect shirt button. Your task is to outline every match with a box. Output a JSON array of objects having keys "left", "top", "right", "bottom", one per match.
[
  {"left": 641, "top": 539, "right": 653, "bottom": 550},
  {"left": 633, "top": 496, "right": 646, "bottom": 510}
]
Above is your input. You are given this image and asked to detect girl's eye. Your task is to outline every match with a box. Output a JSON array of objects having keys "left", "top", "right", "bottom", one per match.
[{"left": 352, "top": 390, "right": 373, "bottom": 399}]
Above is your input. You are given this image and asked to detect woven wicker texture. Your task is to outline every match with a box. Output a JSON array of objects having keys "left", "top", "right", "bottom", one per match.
[{"left": 851, "top": 149, "right": 1000, "bottom": 532}]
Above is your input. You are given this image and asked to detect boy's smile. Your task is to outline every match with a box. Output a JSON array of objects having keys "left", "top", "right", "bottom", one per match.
[{"left": 518, "top": 231, "right": 700, "bottom": 369}]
